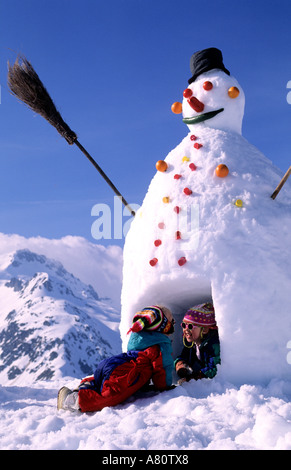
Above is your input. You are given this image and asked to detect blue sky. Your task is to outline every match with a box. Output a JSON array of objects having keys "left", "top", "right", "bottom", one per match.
[{"left": 1, "top": 0, "right": 291, "bottom": 246}]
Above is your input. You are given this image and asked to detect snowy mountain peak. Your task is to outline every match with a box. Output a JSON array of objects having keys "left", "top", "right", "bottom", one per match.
[
  {"left": 0, "top": 248, "right": 121, "bottom": 385},
  {"left": 2, "top": 248, "right": 102, "bottom": 302},
  {"left": 6, "top": 249, "right": 78, "bottom": 283}
]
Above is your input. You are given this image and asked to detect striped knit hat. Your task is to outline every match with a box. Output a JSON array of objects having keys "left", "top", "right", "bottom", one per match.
[
  {"left": 183, "top": 303, "right": 216, "bottom": 327},
  {"left": 128, "top": 306, "right": 173, "bottom": 334}
]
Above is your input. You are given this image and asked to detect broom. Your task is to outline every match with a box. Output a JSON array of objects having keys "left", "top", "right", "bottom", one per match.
[{"left": 7, "top": 55, "right": 136, "bottom": 216}]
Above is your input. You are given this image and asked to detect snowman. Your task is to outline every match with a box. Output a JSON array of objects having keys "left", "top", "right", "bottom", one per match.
[{"left": 120, "top": 48, "right": 291, "bottom": 386}]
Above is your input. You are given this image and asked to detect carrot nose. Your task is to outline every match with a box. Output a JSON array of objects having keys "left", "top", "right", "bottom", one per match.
[{"left": 188, "top": 96, "right": 204, "bottom": 113}]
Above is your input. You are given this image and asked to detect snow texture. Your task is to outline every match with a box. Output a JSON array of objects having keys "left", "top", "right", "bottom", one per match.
[{"left": 1, "top": 378, "right": 291, "bottom": 450}]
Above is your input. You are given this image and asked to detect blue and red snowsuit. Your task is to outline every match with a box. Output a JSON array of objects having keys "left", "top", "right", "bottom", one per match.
[{"left": 78, "top": 331, "right": 174, "bottom": 412}]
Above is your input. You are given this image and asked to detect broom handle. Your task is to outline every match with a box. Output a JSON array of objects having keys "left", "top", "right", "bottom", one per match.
[
  {"left": 74, "top": 140, "right": 136, "bottom": 216},
  {"left": 271, "top": 166, "right": 291, "bottom": 200}
]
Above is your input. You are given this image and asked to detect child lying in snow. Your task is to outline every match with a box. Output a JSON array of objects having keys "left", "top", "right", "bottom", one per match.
[
  {"left": 57, "top": 306, "right": 175, "bottom": 412},
  {"left": 175, "top": 303, "right": 220, "bottom": 384}
]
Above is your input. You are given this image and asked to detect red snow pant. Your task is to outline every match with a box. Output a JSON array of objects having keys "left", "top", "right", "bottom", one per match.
[{"left": 78, "top": 345, "right": 167, "bottom": 412}]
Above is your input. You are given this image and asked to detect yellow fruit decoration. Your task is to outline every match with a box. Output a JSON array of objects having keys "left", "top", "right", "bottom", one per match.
[
  {"left": 171, "top": 102, "right": 182, "bottom": 114},
  {"left": 215, "top": 163, "right": 229, "bottom": 178},
  {"left": 162, "top": 196, "right": 170, "bottom": 203},
  {"left": 228, "top": 86, "right": 240, "bottom": 99},
  {"left": 156, "top": 160, "right": 168, "bottom": 172},
  {"left": 235, "top": 199, "right": 243, "bottom": 207}
]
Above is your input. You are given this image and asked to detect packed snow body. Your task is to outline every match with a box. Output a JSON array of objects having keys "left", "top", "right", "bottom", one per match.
[{"left": 120, "top": 67, "right": 291, "bottom": 385}]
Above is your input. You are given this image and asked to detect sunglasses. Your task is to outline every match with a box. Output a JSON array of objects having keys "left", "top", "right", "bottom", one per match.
[{"left": 181, "top": 322, "right": 200, "bottom": 330}]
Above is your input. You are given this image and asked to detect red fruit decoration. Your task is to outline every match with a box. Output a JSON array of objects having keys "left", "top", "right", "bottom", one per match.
[
  {"left": 183, "top": 187, "right": 192, "bottom": 195},
  {"left": 158, "top": 222, "right": 165, "bottom": 229},
  {"left": 203, "top": 81, "right": 213, "bottom": 90},
  {"left": 178, "top": 257, "right": 187, "bottom": 266},
  {"left": 189, "top": 163, "right": 197, "bottom": 171},
  {"left": 183, "top": 88, "right": 193, "bottom": 98},
  {"left": 188, "top": 97, "right": 204, "bottom": 113},
  {"left": 190, "top": 135, "right": 197, "bottom": 141},
  {"left": 194, "top": 143, "right": 203, "bottom": 149},
  {"left": 174, "top": 206, "right": 180, "bottom": 214},
  {"left": 154, "top": 239, "right": 162, "bottom": 247},
  {"left": 149, "top": 258, "right": 158, "bottom": 266},
  {"left": 175, "top": 231, "right": 181, "bottom": 240},
  {"left": 174, "top": 174, "right": 182, "bottom": 180}
]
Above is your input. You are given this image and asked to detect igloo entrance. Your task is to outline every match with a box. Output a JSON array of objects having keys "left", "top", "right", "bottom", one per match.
[
  {"left": 158, "top": 276, "right": 214, "bottom": 360},
  {"left": 120, "top": 274, "right": 214, "bottom": 361}
]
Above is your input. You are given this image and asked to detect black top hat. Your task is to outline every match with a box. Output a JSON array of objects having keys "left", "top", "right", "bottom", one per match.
[{"left": 188, "top": 47, "right": 230, "bottom": 84}]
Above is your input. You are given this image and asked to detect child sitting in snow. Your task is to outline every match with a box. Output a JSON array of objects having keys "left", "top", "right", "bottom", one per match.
[
  {"left": 57, "top": 305, "right": 175, "bottom": 412},
  {"left": 175, "top": 303, "right": 220, "bottom": 384}
]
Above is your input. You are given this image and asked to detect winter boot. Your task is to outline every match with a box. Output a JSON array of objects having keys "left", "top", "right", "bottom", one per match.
[{"left": 57, "top": 386, "right": 80, "bottom": 411}]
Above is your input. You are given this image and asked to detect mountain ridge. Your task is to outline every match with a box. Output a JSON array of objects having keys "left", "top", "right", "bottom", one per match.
[{"left": 0, "top": 249, "right": 121, "bottom": 385}]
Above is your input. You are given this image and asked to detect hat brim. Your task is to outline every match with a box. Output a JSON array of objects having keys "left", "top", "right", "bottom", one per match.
[{"left": 188, "top": 66, "right": 230, "bottom": 84}]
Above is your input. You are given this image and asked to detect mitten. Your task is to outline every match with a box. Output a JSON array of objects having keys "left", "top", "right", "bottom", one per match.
[{"left": 175, "top": 360, "right": 193, "bottom": 379}]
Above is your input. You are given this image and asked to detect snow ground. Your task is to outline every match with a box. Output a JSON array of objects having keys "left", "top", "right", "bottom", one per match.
[{"left": 1, "top": 377, "right": 291, "bottom": 450}]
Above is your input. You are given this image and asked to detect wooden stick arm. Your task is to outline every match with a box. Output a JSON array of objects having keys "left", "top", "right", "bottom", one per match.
[
  {"left": 74, "top": 140, "right": 135, "bottom": 216},
  {"left": 271, "top": 166, "right": 291, "bottom": 200}
]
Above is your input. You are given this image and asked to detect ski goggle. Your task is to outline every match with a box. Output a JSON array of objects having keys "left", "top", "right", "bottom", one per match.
[{"left": 181, "top": 322, "right": 200, "bottom": 330}]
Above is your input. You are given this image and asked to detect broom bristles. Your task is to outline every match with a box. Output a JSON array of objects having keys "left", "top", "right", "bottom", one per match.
[{"left": 7, "top": 56, "right": 77, "bottom": 144}]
